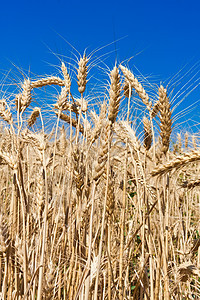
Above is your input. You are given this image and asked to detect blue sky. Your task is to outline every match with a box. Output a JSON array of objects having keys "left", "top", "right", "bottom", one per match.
[{"left": 1, "top": 0, "right": 200, "bottom": 132}]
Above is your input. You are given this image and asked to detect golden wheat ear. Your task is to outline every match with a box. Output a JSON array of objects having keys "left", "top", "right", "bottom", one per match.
[
  {"left": 77, "top": 54, "right": 88, "bottom": 97},
  {"left": 27, "top": 107, "right": 40, "bottom": 127},
  {"left": 0, "top": 99, "right": 12, "bottom": 124},
  {"left": 30, "top": 76, "right": 64, "bottom": 88},
  {"left": 108, "top": 66, "right": 121, "bottom": 124},
  {"left": 143, "top": 116, "right": 152, "bottom": 150},
  {"left": 158, "top": 85, "right": 172, "bottom": 155},
  {"left": 119, "top": 64, "right": 152, "bottom": 111}
]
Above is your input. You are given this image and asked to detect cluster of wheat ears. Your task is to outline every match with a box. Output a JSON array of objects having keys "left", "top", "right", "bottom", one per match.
[{"left": 0, "top": 51, "right": 200, "bottom": 300}]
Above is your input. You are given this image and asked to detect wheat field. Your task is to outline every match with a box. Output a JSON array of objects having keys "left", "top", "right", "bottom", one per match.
[{"left": 0, "top": 52, "right": 200, "bottom": 300}]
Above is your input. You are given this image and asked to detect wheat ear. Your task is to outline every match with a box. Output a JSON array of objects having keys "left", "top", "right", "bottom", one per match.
[
  {"left": 21, "top": 78, "right": 32, "bottom": 111},
  {"left": 108, "top": 66, "right": 121, "bottom": 123},
  {"left": 158, "top": 85, "right": 172, "bottom": 154},
  {"left": 89, "top": 102, "right": 107, "bottom": 144},
  {"left": 77, "top": 54, "right": 88, "bottom": 96},
  {"left": 30, "top": 76, "right": 64, "bottom": 88},
  {"left": 27, "top": 107, "right": 40, "bottom": 127},
  {"left": 61, "top": 62, "right": 71, "bottom": 90},
  {"left": 115, "top": 121, "right": 141, "bottom": 152},
  {"left": 185, "top": 132, "right": 188, "bottom": 149},
  {"left": 0, "top": 99, "right": 12, "bottom": 124},
  {"left": 151, "top": 150, "right": 200, "bottom": 176},
  {"left": 55, "top": 86, "right": 69, "bottom": 110},
  {"left": 119, "top": 64, "right": 151, "bottom": 110},
  {"left": 53, "top": 62, "right": 72, "bottom": 110},
  {"left": 58, "top": 125, "right": 67, "bottom": 155},
  {"left": 143, "top": 116, "right": 152, "bottom": 150}
]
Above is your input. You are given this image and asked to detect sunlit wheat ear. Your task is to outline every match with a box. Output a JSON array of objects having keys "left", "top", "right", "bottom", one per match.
[
  {"left": 108, "top": 66, "right": 121, "bottom": 124},
  {"left": 58, "top": 125, "right": 67, "bottom": 155},
  {"left": 0, "top": 99, "right": 12, "bottom": 124},
  {"left": 61, "top": 62, "right": 71, "bottom": 91},
  {"left": 54, "top": 86, "right": 69, "bottom": 110},
  {"left": 77, "top": 54, "right": 88, "bottom": 96},
  {"left": 21, "top": 78, "right": 32, "bottom": 112},
  {"left": 143, "top": 116, "right": 152, "bottom": 150},
  {"left": 27, "top": 107, "right": 40, "bottom": 127},
  {"left": 151, "top": 150, "right": 200, "bottom": 176},
  {"left": 158, "top": 85, "right": 172, "bottom": 155},
  {"left": 119, "top": 64, "right": 152, "bottom": 111},
  {"left": 116, "top": 121, "right": 141, "bottom": 152},
  {"left": 30, "top": 76, "right": 64, "bottom": 88},
  {"left": 53, "top": 62, "right": 72, "bottom": 110},
  {"left": 185, "top": 132, "right": 188, "bottom": 149},
  {"left": 21, "top": 131, "right": 46, "bottom": 157}
]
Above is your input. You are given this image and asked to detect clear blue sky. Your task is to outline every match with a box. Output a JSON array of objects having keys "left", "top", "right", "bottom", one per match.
[{"left": 1, "top": 0, "right": 200, "bottom": 132}]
